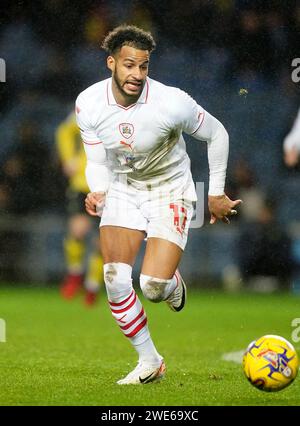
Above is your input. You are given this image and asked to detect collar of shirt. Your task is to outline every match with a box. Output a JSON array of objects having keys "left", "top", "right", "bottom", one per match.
[{"left": 106, "top": 77, "right": 149, "bottom": 109}]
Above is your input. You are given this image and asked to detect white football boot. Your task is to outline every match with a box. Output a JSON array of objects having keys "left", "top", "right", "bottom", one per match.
[
  {"left": 165, "top": 270, "right": 187, "bottom": 312},
  {"left": 117, "top": 358, "right": 166, "bottom": 385}
]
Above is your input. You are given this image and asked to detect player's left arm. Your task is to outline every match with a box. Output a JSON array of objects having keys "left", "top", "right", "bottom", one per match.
[{"left": 179, "top": 91, "right": 242, "bottom": 224}]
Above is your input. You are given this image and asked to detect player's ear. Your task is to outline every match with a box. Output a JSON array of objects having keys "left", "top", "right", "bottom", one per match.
[{"left": 107, "top": 56, "right": 115, "bottom": 72}]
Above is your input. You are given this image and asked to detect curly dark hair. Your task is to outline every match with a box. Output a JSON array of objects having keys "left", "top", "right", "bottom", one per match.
[{"left": 102, "top": 25, "right": 156, "bottom": 55}]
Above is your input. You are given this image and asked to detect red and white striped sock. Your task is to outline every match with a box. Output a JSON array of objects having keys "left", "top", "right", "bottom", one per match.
[{"left": 104, "top": 263, "right": 161, "bottom": 364}]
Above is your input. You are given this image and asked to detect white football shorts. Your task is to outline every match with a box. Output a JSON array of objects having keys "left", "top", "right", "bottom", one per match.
[{"left": 100, "top": 177, "right": 196, "bottom": 250}]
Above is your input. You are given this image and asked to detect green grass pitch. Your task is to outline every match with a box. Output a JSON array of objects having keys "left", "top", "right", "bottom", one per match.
[{"left": 0, "top": 285, "right": 299, "bottom": 406}]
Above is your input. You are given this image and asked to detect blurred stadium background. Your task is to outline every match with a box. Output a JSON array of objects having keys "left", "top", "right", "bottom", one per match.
[{"left": 0, "top": 0, "right": 300, "bottom": 293}]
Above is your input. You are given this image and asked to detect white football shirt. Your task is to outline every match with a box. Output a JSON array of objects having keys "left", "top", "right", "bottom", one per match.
[{"left": 75, "top": 77, "right": 229, "bottom": 196}]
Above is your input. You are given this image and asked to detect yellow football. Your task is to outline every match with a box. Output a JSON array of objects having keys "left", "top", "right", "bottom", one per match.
[{"left": 243, "top": 334, "right": 299, "bottom": 392}]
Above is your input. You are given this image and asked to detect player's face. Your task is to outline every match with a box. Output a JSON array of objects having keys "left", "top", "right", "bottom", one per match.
[{"left": 108, "top": 46, "right": 150, "bottom": 100}]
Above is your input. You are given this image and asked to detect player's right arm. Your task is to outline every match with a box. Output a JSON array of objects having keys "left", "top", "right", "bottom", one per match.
[
  {"left": 75, "top": 94, "right": 110, "bottom": 216},
  {"left": 283, "top": 108, "right": 300, "bottom": 167}
]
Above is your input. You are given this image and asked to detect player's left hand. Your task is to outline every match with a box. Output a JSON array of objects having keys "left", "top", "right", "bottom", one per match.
[{"left": 208, "top": 194, "right": 242, "bottom": 225}]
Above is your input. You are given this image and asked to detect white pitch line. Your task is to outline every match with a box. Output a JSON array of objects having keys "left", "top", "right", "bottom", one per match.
[{"left": 221, "top": 350, "right": 244, "bottom": 364}]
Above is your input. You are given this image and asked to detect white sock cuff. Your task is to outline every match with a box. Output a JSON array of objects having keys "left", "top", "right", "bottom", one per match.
[
  {"left": 103, "top": 262, "right": 132, "bottom": 279},
  {"left": 104, "top": 262, "right": 133, "bottom": 303}
]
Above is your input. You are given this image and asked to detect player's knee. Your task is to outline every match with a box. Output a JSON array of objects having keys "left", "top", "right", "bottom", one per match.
[{"left": 140, "top": 274, "right": 168, "bottom": 303}]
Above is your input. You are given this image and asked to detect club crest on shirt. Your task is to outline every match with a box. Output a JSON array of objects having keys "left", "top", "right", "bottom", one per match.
[{"left": 119, "top": 123, "right": 134, "bottom": 139}]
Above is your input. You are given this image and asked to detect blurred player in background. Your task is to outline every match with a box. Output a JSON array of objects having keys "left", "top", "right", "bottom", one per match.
[
  {"left": 283, "top": 107, "right": 300, "bottom": 167},
  {"left": 76, "top": 25, "right": 241, "bottom": 384},
  {"left": 56, "top": 112, "right": 104, "bottom": 305}
]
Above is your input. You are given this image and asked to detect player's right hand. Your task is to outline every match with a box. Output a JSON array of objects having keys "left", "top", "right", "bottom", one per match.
[{"left": 85, "top": 191, "right": 106, "bottom": 217}]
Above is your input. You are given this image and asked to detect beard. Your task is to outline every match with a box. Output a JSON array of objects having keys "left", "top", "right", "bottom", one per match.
[{"left": 113, "top": 68, "right": 145, "bottom": 99}]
